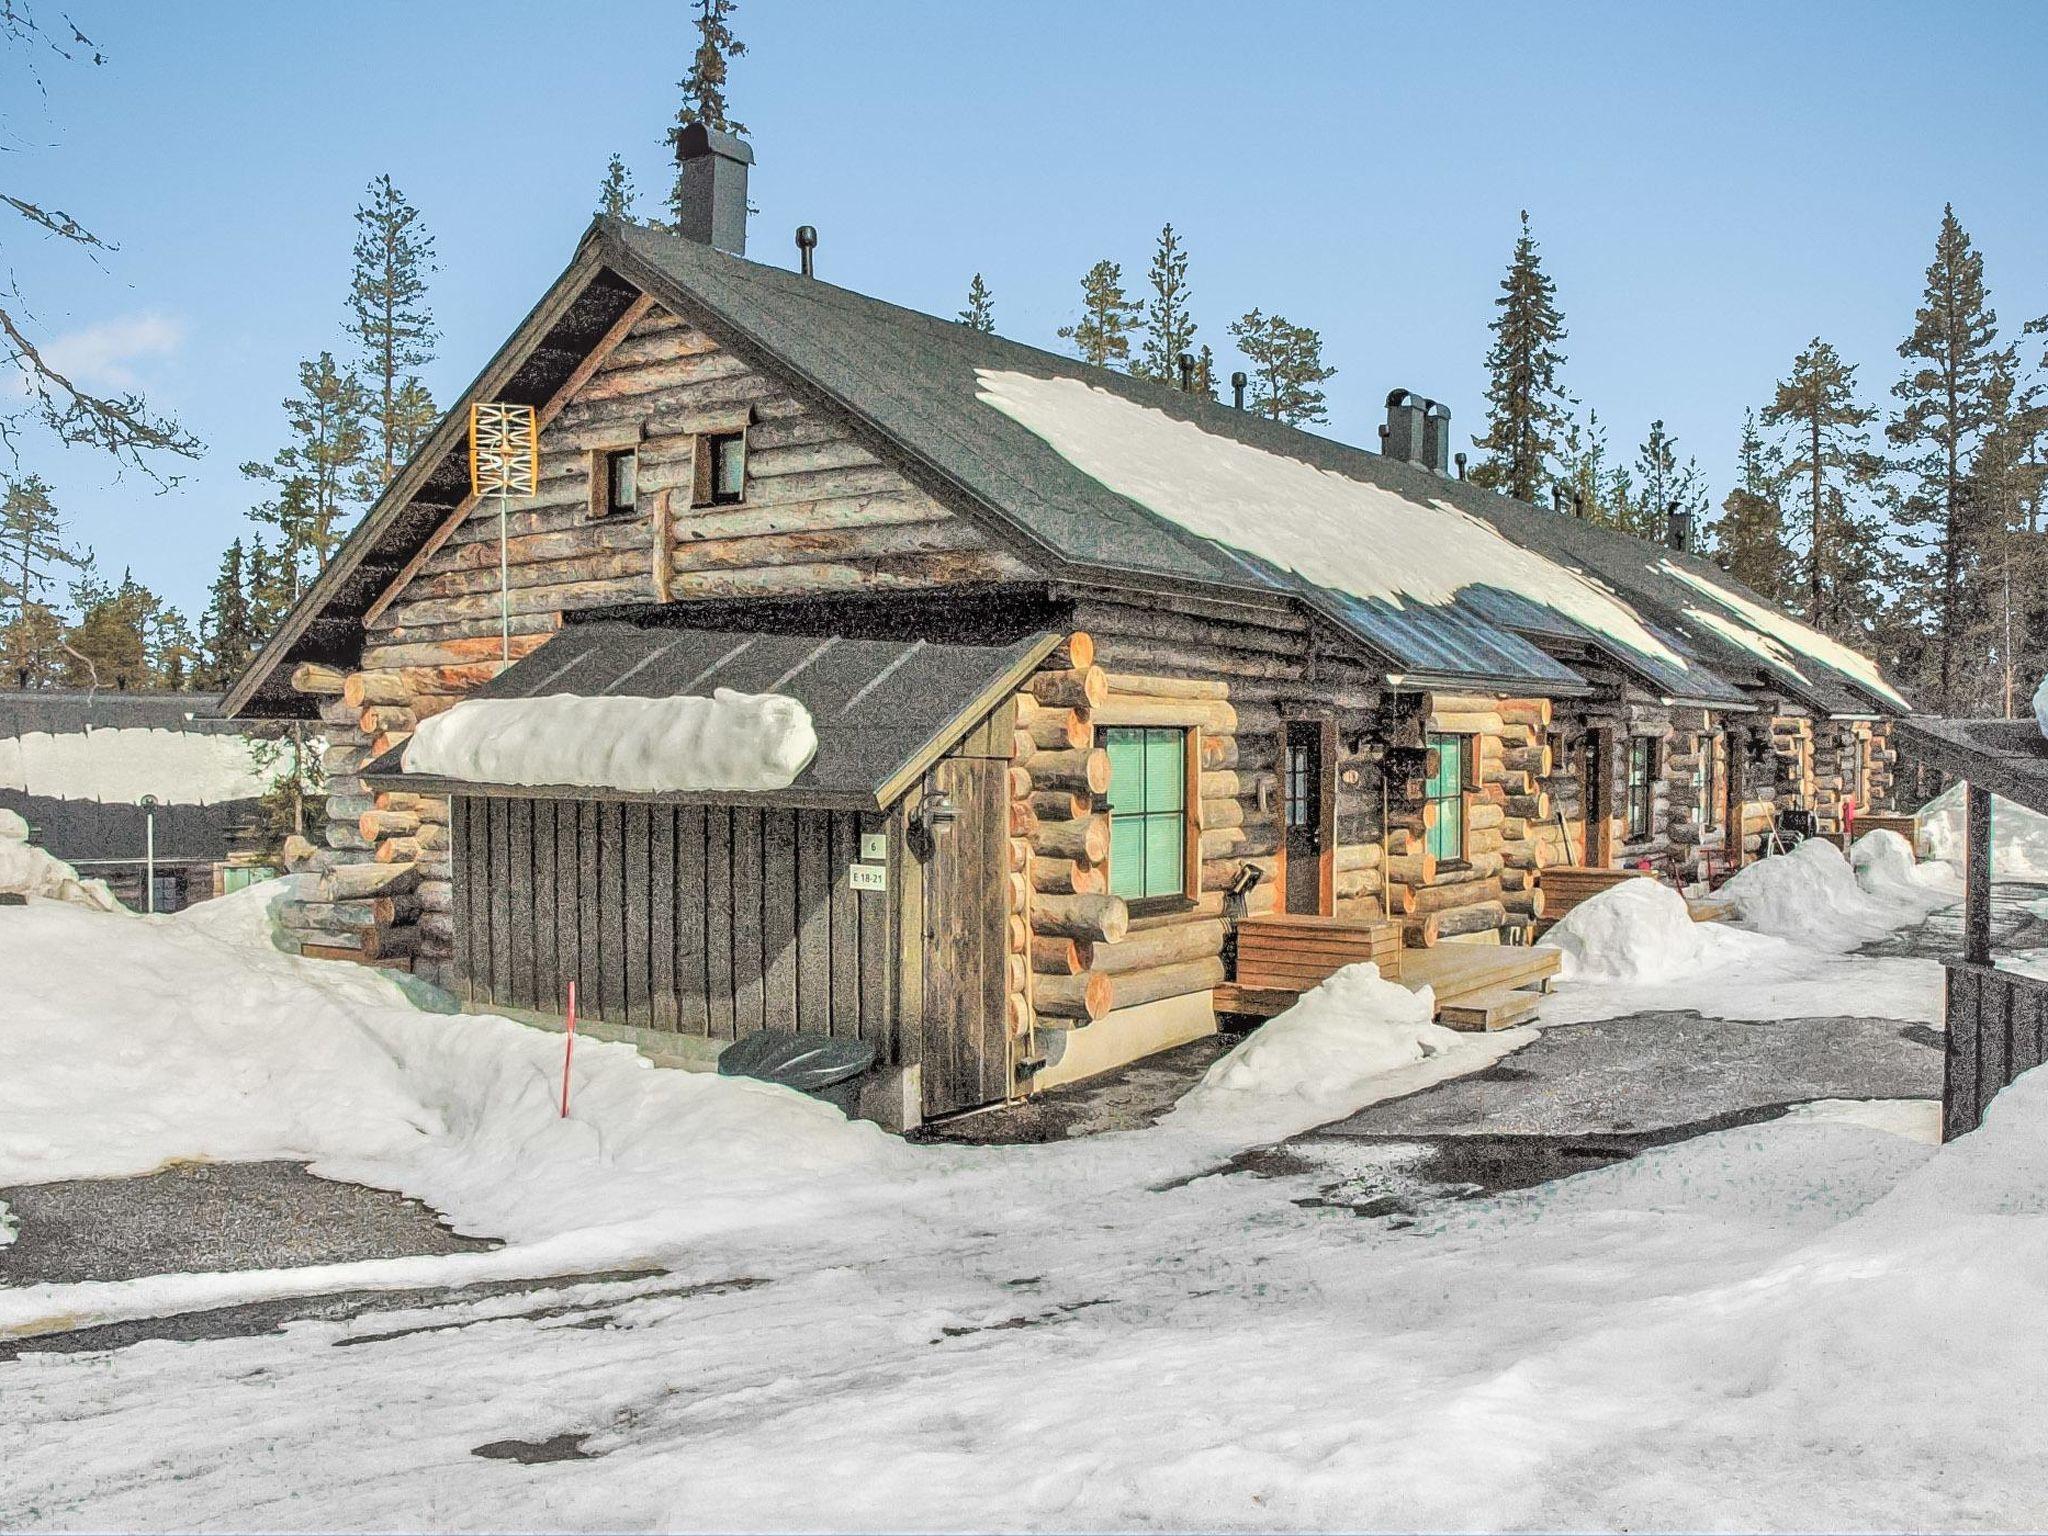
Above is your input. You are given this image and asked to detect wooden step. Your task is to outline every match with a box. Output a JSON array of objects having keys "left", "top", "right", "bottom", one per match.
[
  {"left": 1212, "top": 983, "right": 1299, "bottom": 1019},
  {"left": 1437, "top": 985, "right": 1545, "bottom": 1032}
]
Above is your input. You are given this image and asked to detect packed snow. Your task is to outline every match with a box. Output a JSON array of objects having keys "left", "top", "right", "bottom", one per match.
[
  {"left": 402, "top": 689, "right": 818, "bottom": 794},
  {"left": 1167, "top": 963, "right": 1527, "bottom": 1141},
  {"left": 0, "top": 853, "right": 2008, "bottom": 1531},
  {"left": 0, "top": 725, "right": 270, "bottom": 805},
  {"left": 1921, "top": 779, "right": 2048, "bottom": 877},
  {"left": 975, "top": 369, "right": 1690, "bottom": 672},
  {"left": 1542, "top": 875, "right": 1773, "bottom": 983},
  {"left": 1661, "top": 558, "right": 1909, "bottom": 709},
  {"left": 0, "top": 807, "right": 118, "bottom": 910},
  {"left": 2035, "top": 674, "right": 2048, "bottom": 739},
  {"left": 1719, "top": 832, "right": 1956, "bottom": 950}
]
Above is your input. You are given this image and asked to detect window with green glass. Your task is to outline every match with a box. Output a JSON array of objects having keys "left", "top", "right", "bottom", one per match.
[
  {"left": 1105, "top": 726, "right": 1188, "bottom": 903},
  {"left": 1425, "top": 732, "right": 1467, "bottom": 863}
]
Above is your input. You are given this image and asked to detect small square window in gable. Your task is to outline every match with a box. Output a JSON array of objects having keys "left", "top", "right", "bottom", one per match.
[
  {"left": 694, "top": 430, "right": 747, "bottom": 507},
  {"left": 585, "top": 439, "right": 644, "bottom": 520}
]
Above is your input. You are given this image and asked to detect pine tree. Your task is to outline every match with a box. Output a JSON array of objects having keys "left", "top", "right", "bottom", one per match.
[
  {"left": 61, "top": 567, "right": 156, "bottom": 689},
  {"left": 0, "top": 600, "right": 66, "bottom": 688},
  {"left": 1134, "top": 223, "right": 1197, "bottom": 386},
  {"left": 1556, "top": 408, "right": 1613, "bottom": 524},
  {"left": 1470, "top": 211, "right": 1570, "bottom": 502},
  {"left": 1057, "top": 260, "right": 1141, "bottom": 370},
  {"left": 958, "top": 273, "right": 995, "bottom": 333},
  {"left": 667, "top": 0, "right": 747, "bottom": 225},
  {"left": 1888, "top": 204, "right": 2013, "bottom": 713},
  {"left": 1228, "top": 310, "right": 1337, "bottom": 425},
  {"left": 1761, "top": 338, "right": 1887, "bottom": 642},
  {"left": 0, "top": 473, "right": 84, "bottom": 624},
  {"left": 1191, "top": 343, "right": 1219, "bottom": 402},
  {"left": 200, "top": 538, "right": 256, "bottom": 690},
  {"left": 1963, "top": 350, "right": 2048, "bottom": 715},
  {"left": 150, "top": 607, "right": 197, "bottom": 689},
  {"left": 597, "top": 153, "right": 637, "bottom": 220},
  {"left": 243, "top": 353, "right": 371, "bottom": 597},
  {"left": 1628, "top": 421, "right": 1707, "bottom": 546},
  {"left": 346, "top": 175, "right": 438, "bottom": 487},
  {"left": 1707, "top": 410, "right": 1793, "bottom": 600}
]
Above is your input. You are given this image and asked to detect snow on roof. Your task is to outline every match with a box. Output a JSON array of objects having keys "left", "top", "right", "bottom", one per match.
[
  {"left": 0, "top": 727, "right": 270, "bottom": 806},
  {"left": 1660, "top": 560, "right": 1906, "bottom": 710},
  {"left": 401, "top": 689, "right": 819, "bottom": 795},
  {"left": 975, "top": 370, "right": 1689, "bottom": 674}
]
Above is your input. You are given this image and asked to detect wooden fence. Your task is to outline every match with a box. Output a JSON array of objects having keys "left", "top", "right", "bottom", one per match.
[{"left": 1944, "top": 959, "right": 2048, "bottom": 1139}]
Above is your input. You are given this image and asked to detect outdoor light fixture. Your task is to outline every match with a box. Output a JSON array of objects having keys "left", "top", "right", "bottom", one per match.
[{"left": 138, "top": 794, "right": 159, "bottom": 914}]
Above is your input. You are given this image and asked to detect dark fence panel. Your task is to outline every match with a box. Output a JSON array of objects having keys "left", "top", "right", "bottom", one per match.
[{"left": 1945, "top": 960, "right": 2048, "bottom": 1139}]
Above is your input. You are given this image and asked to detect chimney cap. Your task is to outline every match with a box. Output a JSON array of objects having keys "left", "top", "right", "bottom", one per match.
[{"left": 673, "top": 121, "right": 756, "bottom": 166}]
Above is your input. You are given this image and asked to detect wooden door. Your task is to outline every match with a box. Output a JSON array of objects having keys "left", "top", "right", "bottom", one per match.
[
  {"left": 1283, "top": 721, "right": 1331, "bottom": 915},
  {"left": 1581, "top": 729, "right": 1612, "bottom": 866},
  {"left": 919, "top": 756, "right": 1009, "bottom": 1118}
]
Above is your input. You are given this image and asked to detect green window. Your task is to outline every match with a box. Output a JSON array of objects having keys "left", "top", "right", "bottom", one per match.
[
  {"left": 1426, "top": 732, "right": 1467, "bottom": 863},
  {"left": 1106, "top": 726, "right": 1187, "bottom": 903},
  {"left": 1627, "top": 736, "right": 1656, "bottom": 841}
]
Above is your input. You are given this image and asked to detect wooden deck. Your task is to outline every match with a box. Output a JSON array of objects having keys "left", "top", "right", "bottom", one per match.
[{"left": 1215, "top": 914, "right": 1560, "bottom": 1032}]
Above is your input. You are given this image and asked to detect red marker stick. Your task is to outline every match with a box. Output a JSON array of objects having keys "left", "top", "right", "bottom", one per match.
[{"left": 561, "top": 979, "right": 578, "bottom": 1119}]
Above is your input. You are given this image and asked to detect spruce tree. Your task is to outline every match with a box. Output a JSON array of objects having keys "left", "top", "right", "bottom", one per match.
[
  {"left": 1888, "top": 204, "right": 2012, "bottom": 713},
  {"left": 1134, "top": 223, "right": 1197, "bottom": 386},
  {"left": 243, "top": 353, "right": 371, "bottom": 596},
  {"left": 667, "top": 0, "right": 747, "bottom": 225},
  {"left": 1470, "top": 211, "right": 1569, "bottom": 502},
  {"left": 346, "top": 175, "right": 438, "bottom": 487},
  {"left": 0, "top": 600, "right": 66, "bottom": 688},
  {"left": 200, "top": 538, "right": 256, "bottom": 689},
  {"left": 1556, "top": 408, "right": 1613, "bottom": 525},
  {"left": 1057, "top": 260, "right": 1141, "bottom": 370},
  {"left": 1761, "top": 338, "right": 1887, "bottom": 641},
  {"left": 1192, "top": 343, "right": 1219, "bottom": 402},
  {"left": 1962, "top": 349, "right": 2047, "bottom": 714},
  {"left": 61, "top": 567, "right": 155, "bottom": 689},
  {"left": 1228, "top": 310, "right": 1336, "bottom": 425},
  {"left": 958, "top": 273, "right": 995, "bottom": 333},
  {"left": 1628, "top": 421, "right": 1707, "bottom": 546},
  {"left": 597, "top": 153, "right": 637, "bottom": 220},
  {"left": 0, "top": 473, "right": 84, "bottom": 624},
  {"left": 1707, "top": 410, "right": 1793, "bottom": 600}
]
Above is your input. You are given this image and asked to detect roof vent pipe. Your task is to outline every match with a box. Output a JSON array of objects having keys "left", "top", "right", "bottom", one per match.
[
  {"left": 1551, "top": 486, "right": 1566, "bottom": 514},
  {"left": 1572, "top": 489, "right": 1586, "bottom": 519},
  {"left": 1177, "top": 351, "right": 1195, "bottom": 392},
  {"left": 672, "top": 122, "right": 754, "bottom": 255},
  {"left": 1383, "top": 389, "right": 1427, "bottom": 465},
  {"left": 795, "top": 224, "right": 817, "bottom": 278},
  {"left": 1454, "top": 451, "right": 1467, "bottom": 480},
  {"left": 1666, "top": 500, "right": 1692, "bottom": 552},
  {"left": 1232, "top": 371, "right": 1248, "bottom": 411},
  {"left": 1420, "top": 400, "right": 1453, "bottom": 476}
]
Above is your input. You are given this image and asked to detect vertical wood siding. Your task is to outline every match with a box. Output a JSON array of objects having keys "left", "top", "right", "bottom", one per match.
[{"left": 1944, "top": 960, "right": 2048, "bottom": 1139}]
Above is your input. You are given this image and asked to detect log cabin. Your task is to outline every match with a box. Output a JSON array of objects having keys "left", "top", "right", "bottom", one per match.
[{"left": 225, "top": 126, "right": 1911, "bottom": 1124}]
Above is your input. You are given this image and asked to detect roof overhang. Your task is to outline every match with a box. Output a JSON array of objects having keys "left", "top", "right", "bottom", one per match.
[{"left": 1893, "top": 715, "right": 2048, "bottom": 821}]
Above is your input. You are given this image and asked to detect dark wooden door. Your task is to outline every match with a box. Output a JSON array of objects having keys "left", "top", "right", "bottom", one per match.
[
  {"left": 1581, "top": 728, "right": 1611, "bottom": 866},
  {"left": 919, "top": 756, "right": 1009, "bottom": 1118},
  {"left": 1283, "top": 721, "right": 1329, "bottom": 915}
]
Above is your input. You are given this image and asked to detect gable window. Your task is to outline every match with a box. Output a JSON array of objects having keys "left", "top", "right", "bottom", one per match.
[
  {"left": 1627, "top": 736, "right": 1657, "bottom": 842},
  {"left": 1105, "top": 726, "right": 1190, "bottom": 907},
  {"left": 1425, "top": 732, "right": 1468, "bottom": 865},
  {"left": 695, "top": 430, "right": 747, "bottom": 507},
  {"left": 604, "top": 447, "right": 638, "bottom": 514}
]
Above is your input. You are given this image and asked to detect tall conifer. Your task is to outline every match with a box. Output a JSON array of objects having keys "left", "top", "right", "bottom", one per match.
[
  {"left": 346, "top": 176, "right": 438, "bottom": 486},
  {"left": 667, "top": 0, "right": 747, "bottom": 225},
  {"left": 0, "top": 473, "right": 83, "bottom": 624},
  {"left": 1762, "top": 338, "right": 1886, "bottom": 641},
  {"left": 1228, "top": 310, "right": 1336, "bottom": 425},
  {"left": 200, "top": 539, "right": 256, "bottom": 690},
  {"left": 1470, "top": 211, "right": 1569, "bottom": 502},
  {"left": 1707, "top": 410, "right": 1793, "bottom": 600},
  {"left": 243, "top": 353, "right": 370, "bottom": 598},
  {"left": 1134, "top": 224, "right": 1197, "bottom": 386},
  {"left": 958, "top": 273, "right": 995, "bottom": 333},
  {"left": 597, "top": 154, "right": 637, "bottom": 220},
  {"left": 1057, "top": 261, "right": 1140, "bottom": 370}
]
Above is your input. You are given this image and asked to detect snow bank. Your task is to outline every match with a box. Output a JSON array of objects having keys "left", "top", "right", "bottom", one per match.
[
  {"left": 1542, "top": 876, "right": 1773, "bottom": 983},
  {"left": 402, "top": 689, "right": 818, "bottom": 795},
  {"left": 1167, "top": 963, "right": 1522, "bottom": 1141},
  {"left": 0, "top": 725, "right": 270, "bottom": 804},
  {"left": 0, "top": 809, "right": 119, "bottom": 910},
  {"left": 1921, "top": 780, "right": 2048, "bottom": 878},
  {"left": 976, "top": 369, "right": 1689, "bottom": 673},
  {"left": 1721, "top": 835, "right": 1951, "bottom": 949},
  {"left": 2035, "top": 674, "right": 2048, "bottom": 739}
]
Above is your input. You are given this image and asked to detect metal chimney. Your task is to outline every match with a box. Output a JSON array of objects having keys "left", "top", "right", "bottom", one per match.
[
  {"left": 1420, "top": 401, "right": 1452, "bottom": 476},
  {"left": 1666, "top": 501, "right": 1693, "bottom": 552},
  {"left": 795, "top": 225, "right": 817, "bottom": 277},
  {"left": 1383, "top": 390, "right": 1427, "bottom": 464},
  {"left": 1231, "top": 371, "right": 1248, "bottom": 411},
  {"left": 1177, "top": 352, "right": 1195, "bottom": 392},
  {"left": 672, "top": 122, "right": 754, "bottom": 255}
]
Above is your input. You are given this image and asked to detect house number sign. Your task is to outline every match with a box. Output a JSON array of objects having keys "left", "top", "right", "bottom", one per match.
[{"left": 848, "top": 863, "right": 887, "bottom": 892}]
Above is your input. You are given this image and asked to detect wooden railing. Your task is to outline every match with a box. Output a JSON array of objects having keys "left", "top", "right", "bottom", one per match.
[{"left": 1944, "top": 960, "right": 2048, "bottom": 1139}]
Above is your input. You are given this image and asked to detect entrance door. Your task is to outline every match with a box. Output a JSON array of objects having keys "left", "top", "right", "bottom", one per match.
[
  {"left": 1581, "top": 728, "right": 1611, "bottom": 866},
  {"left": 1283, "top": 721, "right": 1330, "bottom": 915},
  {"left": 919, "top": 756, "right": 1010, "bottom": 1118}
]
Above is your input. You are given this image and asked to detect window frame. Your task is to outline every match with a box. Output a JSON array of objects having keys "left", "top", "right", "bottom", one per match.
[
  {"left": 1100, "top": 722, "right": 1200, "bottom": 915},
  {"left": 1699, "top": 730, "right": 1723, "bottom": 838},
  {"left": 605, "top": 447, "right": 638, "bottom": 515},
  {"left": 694, "top": 429, "right": 748, "bottom": 508},
  {"left": 585, "top": 436, "right": 645, "bottom": 522},
  {"left": 1626, "top": 735, "right": 1657, "bottom": 843},
  {"left": 1424, "top": 731, "right": 1471, "bottom": 868}
]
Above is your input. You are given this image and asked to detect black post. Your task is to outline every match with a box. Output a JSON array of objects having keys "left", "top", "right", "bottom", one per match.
[{"left": 1965, "top": 781, "right": 1993, "bottom": 965}]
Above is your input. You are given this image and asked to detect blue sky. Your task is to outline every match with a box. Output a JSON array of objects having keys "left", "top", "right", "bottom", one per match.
[{"left": 9, "top": 0, "right": 2047, "bottom": 618}]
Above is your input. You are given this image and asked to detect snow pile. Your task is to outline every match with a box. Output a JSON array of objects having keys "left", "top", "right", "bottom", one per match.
[
  {"left": 1921, "top": 780, "right": 2048, "bottom": 877},
  {"left": 1720, "top": 835, "right": 1952, "bottom": 949},
  {"left": 0, "top": 725, "right": 270, "bottom": 804},
  {"left": 1168, "top": 962, "right": 1520, "bottom": 1141},
  {"left": 0, "top": 808, "right": 119, "bottom": 909},
  {"left": 402, "top": 689, "right": 818, "bottom": 795},
  {"left": 1542, "top": 876, "right": 1772, "bottom": 983},
  {"left": 2035, "top": 673, "right": 2048, "bottom": 739},
  {"left": 976, "top": 369, "right": 1689, "bottom": 672}
]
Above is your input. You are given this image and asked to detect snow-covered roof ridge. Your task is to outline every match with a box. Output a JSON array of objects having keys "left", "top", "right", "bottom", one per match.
[
  {"left": 977, "top": 369, "right": 1691, "bottom": 675},
  {"left": 401, "top": 689, "right": 819, "bottom": 796},
  {"left": 0, "top": 726, "right": 272, "bottom": 806},
  {"left": 1658, "top": 559, "right": 1907, "bottom": 710}
]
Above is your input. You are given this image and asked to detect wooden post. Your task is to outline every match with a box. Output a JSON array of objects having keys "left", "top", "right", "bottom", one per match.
[{"left": 1965, "top": 781, "right": 1993, "bottom": 966}]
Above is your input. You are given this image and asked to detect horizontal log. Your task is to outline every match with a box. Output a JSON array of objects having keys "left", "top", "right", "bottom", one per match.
[
  {"left": 318, "top": 862, "right": 420, "bottom": 900},
  {"left": 1435, "top": 900, "right": 1508, "bottom": 938},
  {"left": 1093, "top": 919, "right": 1226, "bottom": 975},
  {"left": 1031, "top": 857, "right": 1105, "bottom": 896},
  {"left": 1111, "top": 956, "right": 1227, "bottom": 1011},
  {"left": 1029, "top": 789, "right": 1092, "bottom": 823},
  {"left": 1049, "top": 632, "right": 1095, "bottom": 671},
  {"left": 1027, "top": 709, "right": 1093, "bottom": 752},
  {"left": 1103, "top": 672, "right": 1230, "bottom": 701},
  {"left": 1035, "top": 970, "right": 1114, "bottom": 1022},
  {"left": 417, "top": 879, "right": 453, "bottom": 913},
  {"left": 1030, "top": 666, "right": 1109, "bottom": 710},
  {"left": 1031, "top": 935, "right": 1093, "bottom": 976},
  {"left": 1032, "top": 892, "right": 1129, "bottom": 945},
  {"left": 343, "top": 672, "right": 411, "bottom": 709},
  {"left": 290, "top": 662, "right": 347, "bottom": 696},
  {"left": 1035, "top": 815, "right": 1110, "bottom": 865},
  {"left": 375, "top": 837, "right": 421, "bottom": 865},
  {"left": 1028, "top": 747, "right": 1111, "bottom": 797},
  {"left": 1410, "top": 875, "right": 1503, "bottom": 914},
  {"left": 360, "top": 809, "right": 421, "bottom": 841}
]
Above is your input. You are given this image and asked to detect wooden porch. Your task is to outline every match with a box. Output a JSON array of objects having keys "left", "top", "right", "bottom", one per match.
[{"left": 1214, "top": 912, "right": 1561, "bottom": 1032}]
